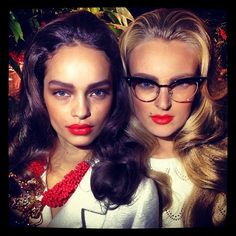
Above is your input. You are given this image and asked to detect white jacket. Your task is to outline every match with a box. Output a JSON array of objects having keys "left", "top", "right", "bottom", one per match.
[{"left": 37, "top": 167, "right": 160, "bottom": 228}]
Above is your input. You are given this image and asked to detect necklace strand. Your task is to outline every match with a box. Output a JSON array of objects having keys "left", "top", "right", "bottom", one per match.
[
  {"left": 9, "top": 160, "right": 90, "bottom": 226},
  {"left": 29, "top": 160, "right": 90, "bottom": 208}
]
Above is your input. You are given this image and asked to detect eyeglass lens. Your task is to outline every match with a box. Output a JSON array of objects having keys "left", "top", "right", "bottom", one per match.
[{"left": 132, "top": 78, "right": 199, "bottom": 102}]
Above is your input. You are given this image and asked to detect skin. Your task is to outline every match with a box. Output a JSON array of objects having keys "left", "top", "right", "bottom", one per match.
[
  {"left": 44, "top": 44, "right": 112, "bottom": 150},
  {"left": 43, "top": 44, "right": 113, "bottom": 216},
  {"left": 129, "top": 39, "right": 198, "bottom": 157}
]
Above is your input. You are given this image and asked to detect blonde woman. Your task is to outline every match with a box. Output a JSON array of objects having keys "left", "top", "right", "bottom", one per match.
[{"left": 120, "top": 8, "right": 227, "bottom": 227}]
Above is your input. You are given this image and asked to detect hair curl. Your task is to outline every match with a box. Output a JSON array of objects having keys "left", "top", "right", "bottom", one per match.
[
  {"left": 120, "top": 8, "right": 227, "bottom": 227},
  {"left": 9, "top": 10, "right": 147, "bottom": 226}
]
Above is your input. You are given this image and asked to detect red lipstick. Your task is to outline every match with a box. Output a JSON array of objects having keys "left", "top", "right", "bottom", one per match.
[
  {"left": 150, "top": 115, "right": 173, "bottom": 125},
  {"left": 66, "top": 124, "right": 93, "bottom": 135}
]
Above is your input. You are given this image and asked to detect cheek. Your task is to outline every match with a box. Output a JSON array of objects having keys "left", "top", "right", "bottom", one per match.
[
  {"left": 44, "top": 98, "right": 67, "bottom": 126},
  {"left": 44, "top": 99, "right": 56, "bottom": 116},
  {"left": 132, "top": 98, "right": 149, "bottom": 119},
  {"left": 174, "top": 103, "right": 193, "bottom": 123},
  {"left": 93, "top": 99, "right": 113, "bottom": 124},
  {"left": 133, "top": 99, "right": 153, "bottom": 124},
  {"left": 47, "top": 107, "right": 63, "bottom": 127}
]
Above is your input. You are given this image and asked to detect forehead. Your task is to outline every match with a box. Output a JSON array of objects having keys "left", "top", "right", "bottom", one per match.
[
  {"left": 44, "top": 44, "right": 111, "bottom": 88},
  {"left": 129, "top": 39, "right": 198, "bottom": 81}
]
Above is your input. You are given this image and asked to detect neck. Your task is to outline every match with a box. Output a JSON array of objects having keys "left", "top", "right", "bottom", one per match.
[
  {"left": 46, "top": 140, "right": 91, "bottom": 190},
  {"left": 152, "top": 138, "right": 175, "bottom": 159},
  {"left": 49, "top": 139, "right": 91, "bottom": 174}
]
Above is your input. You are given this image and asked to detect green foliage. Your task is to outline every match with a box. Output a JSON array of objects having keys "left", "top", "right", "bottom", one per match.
[
  {"left": 8, "top": 7, "right": 134, "bottom": 79},
  {"left": 9, "top": 11, "right": 24, "bottom": 43},
  {"left": 78, "top": 7, "right": 134, "bottom": 36},
  {"left": 9, "top": 8, "right": 227, "bottom": 87}
]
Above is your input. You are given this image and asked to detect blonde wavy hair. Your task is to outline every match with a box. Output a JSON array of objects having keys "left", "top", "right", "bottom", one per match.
[{"left": 120, "top": 8, "right": 227, "bottom": 227}]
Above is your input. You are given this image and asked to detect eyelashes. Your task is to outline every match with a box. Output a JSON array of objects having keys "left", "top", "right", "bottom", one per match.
[
  {"left": 52, "top": 90, "right": 70, "bottom": 97},
  {"left": 89, "top": 88, "right": 112, "bottom": 99},
  {"left": 51, "top": 87, "right": 112, "bottom": 100}
]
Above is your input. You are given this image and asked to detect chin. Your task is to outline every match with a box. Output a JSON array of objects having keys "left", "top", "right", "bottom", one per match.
[
  {"left": 151, "top": 130, "right": 177, "bottom": 139},
  {"left": 71, "top": 137, "right": 96, "bottom": 148}
]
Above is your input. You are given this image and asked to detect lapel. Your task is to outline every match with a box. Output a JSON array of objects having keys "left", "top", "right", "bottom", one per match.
[
  {"left": 41, "top": 168, "right": 108, "bottom": 228},
  {"left": 81, "top": 202, "right": 108, "bottom": 228}
]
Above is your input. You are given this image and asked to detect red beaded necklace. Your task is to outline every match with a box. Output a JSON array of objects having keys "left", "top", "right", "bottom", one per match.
[{"left": 28, "top": 160, "right": 90, "bottom": 208}]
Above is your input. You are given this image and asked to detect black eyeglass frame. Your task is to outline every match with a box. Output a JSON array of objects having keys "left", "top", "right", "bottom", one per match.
[{"left": 125, "top": 76, "right": 207, "bottom": 102}]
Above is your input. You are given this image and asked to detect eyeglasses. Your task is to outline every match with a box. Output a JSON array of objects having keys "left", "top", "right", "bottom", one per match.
[{"left": 125, "top": 76, "right": 206, "bottom": 103}]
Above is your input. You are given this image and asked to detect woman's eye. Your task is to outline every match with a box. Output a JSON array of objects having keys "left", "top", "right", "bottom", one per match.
[
  {"left": 53, "top": 90, "right": 70, "bottom": 97},
  {"left": 175, "top": 82, "right": 190, "bottom": 89},
  {"left": 90, "top": 88, "right": 111, "bottom": 99},
  {"left": 137, "top": 81, "right": 155, "bottom": 89}
]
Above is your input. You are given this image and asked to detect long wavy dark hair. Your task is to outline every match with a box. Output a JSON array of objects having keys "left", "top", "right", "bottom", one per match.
[{"left": 9, "top": 10, "right": 147, "bottom": 218}]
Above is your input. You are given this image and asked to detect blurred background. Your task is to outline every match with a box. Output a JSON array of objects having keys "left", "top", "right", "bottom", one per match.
[{"left": 8, "top": 7, "right": 227, "bottom": 98}]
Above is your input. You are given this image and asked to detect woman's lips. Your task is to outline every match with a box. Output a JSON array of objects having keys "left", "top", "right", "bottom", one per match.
[
  {"left": 150, "top": 115, "right": 174, "bottom": 125},
  {"left": 66, "top": 124, "right": 93, "bottom": 135}
]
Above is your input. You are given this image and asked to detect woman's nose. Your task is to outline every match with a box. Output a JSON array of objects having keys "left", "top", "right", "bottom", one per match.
[
  {"left": 71, "top": 95, "right": 91, "bottom": 120},
  {"left": 154, "top": 87, "right": 171, "bottom": 110}
]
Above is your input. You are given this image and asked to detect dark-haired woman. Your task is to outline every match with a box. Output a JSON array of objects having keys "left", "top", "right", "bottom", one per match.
[{"left": 8, "top": 10, "right": 159, "bottom": 228}]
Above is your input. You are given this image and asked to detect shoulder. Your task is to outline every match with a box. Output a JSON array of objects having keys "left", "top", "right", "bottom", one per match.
[
  {"left": 139, "top": 176, "right": 157, "bottom": 190},
  {"left": 127, "top": 177, "right": 160, "bottom": 228},
  {"left": 133, "top": 177, "right": 159, "bottom": 202}
]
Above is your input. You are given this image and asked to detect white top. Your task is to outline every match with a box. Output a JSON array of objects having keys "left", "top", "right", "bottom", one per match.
[
  {"left": 149, "top": 157, "right": 193, "bottom": 228},
  {"left": 33, "top": 167, "right": 160, "bottom": 228}
]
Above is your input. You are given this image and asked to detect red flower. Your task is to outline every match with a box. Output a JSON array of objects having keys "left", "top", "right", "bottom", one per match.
[
  {"left": 219, "top": 28, "right": 227, "bottom": 41},
  {"left": 18, "top": 52, "right": 25, "bottom": 63},
  {"left": 40, "top": 21, "right": 46, "bottom": 27},
  {"left": 9, "top": 51, "right": 18, "bottom": 62},
  {"left": 9, "top": 51, "right": 25, "bottom": 64}
]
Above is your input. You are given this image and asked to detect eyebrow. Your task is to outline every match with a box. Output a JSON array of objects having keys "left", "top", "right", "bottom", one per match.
[
  {"left": 132, "top": 73, "right": 196, "bottom": 84},
  {"left": 48, "top": 80, "right": 75, "bottom": 90},
  {"left": 47, "top": 79, "right": 112, "bottom": 90}
]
